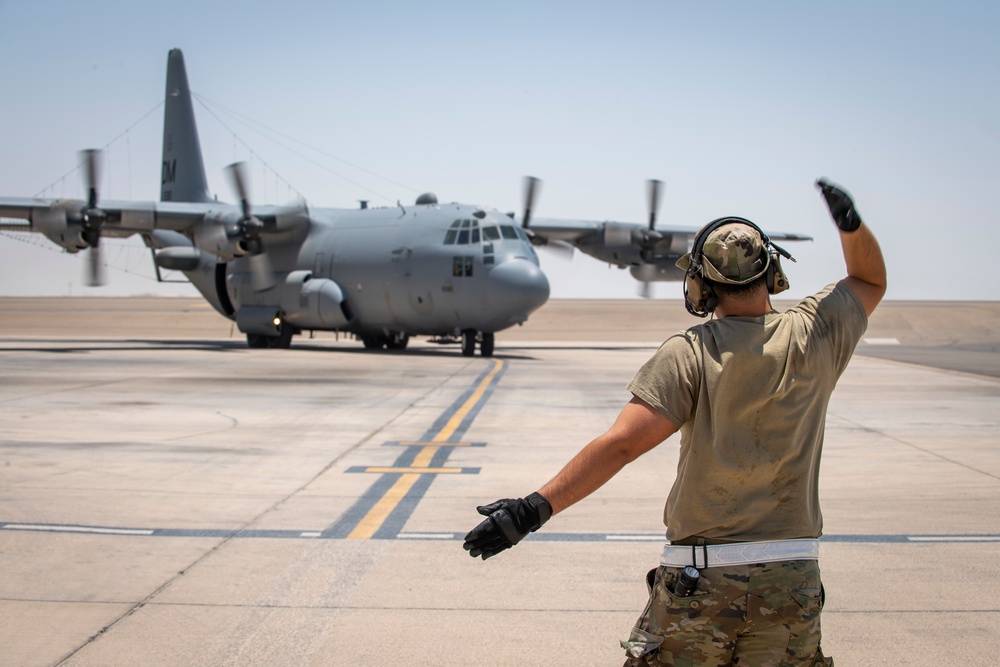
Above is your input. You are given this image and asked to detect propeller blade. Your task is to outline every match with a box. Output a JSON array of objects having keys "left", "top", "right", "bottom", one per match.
[
  {"left": 226, "top": 162, "right": 251, "bottom": 219},
  {"left": 85, "top": 243, "right": 105, "bottom": 287},
  {"left": 522, "top": 176, "right": 541, "bottom": 229},
  {"left": 248, "top": 251, "right": 276, "bottom": 292},
  {"left": 80, "top": 149, "right": 101, "bottom": 209},
  {"left": 647, "top": 179, "right": 663, "bottom": 232}
]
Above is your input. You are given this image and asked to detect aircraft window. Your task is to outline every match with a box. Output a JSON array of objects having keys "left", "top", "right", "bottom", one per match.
[
  {"left": 471, "top": 228, "right": 480, "bottom": 244},
  {"left": 515, "top": 226, "right": 529, "bottom": 242},
  {"left": 483, "top": 226, "right": 500, "bottom": 241},
  {"left": 451, "top": 220, "right": 462, "bottom": 229},
  {"left": 444, "top": 230, "right": 458, "bottom": 245},
  {"left": 457, "top": 229, "right": 470, "bottom": 244},
  {"left": 461, "top": 219, "right": 471, "bottom": 229},
  {"left": 453, "top": 256, "right": 474, "bottom": 277},
  {"left": 500, "top": 225, "right": 519, "bottom": 240},
  {"left": 483, "top": 255, "right": 494, "bottom": 265}
]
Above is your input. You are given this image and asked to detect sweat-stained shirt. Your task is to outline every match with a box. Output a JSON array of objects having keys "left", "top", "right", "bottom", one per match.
[{"left": 628, "top": 282, "right": 868, "bottom": 543}]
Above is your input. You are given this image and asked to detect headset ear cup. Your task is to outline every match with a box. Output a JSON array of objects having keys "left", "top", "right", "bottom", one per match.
[
  {"left": 685, "top": 271, "right": 708, "bottom": 316},
  {"left": 768, "top": 251, "right": 789, "bottom": 295}
]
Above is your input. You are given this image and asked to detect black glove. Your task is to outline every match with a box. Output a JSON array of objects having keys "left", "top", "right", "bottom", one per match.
[
  {"left": 463, "top": 492, "right": 552, "bottom": 560},
  {"left": 816, "top": 178, "right": 863, "bottom": 232}
]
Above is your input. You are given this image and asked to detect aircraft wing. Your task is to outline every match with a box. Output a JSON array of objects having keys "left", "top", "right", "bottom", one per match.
[
  {"left": 527, "top": 216, "right": 812, "bottom": 244},
  {"left": 0, "top": 196, "right": 307, "bottom": 253},
  {"left": 0, "top": 197, "right": 224, "bottom": 233},
  {"left": 523, "top": 215, "right": 812, "bottom": 285}
]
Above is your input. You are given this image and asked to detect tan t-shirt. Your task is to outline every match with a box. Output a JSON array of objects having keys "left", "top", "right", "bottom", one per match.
[{"left": 628, "top": 282, "right": 868, "bottom": 542}]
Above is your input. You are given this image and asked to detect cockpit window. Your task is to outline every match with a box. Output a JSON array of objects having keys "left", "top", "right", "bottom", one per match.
[
  {"left": 444, "top": 218, "right": 486, "bottom": 245},
  {"left": 500, "top": 225, "right": 519, "bottom": 240},
  {"left": 483, "top": 226, "right": 501, "bottom": 241}
]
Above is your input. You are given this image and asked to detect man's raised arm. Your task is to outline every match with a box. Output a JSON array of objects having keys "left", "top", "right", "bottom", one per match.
[{"left": 817, "top": 179, "right": 887, "bottom": 316}]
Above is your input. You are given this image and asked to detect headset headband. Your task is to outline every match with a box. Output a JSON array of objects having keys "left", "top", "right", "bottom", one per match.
[
  {"left": 682, "top": 216, "right": 795, "bottom": 318},
  {"left": 689, "top": 216, "right": 772, "bottom": 274}
]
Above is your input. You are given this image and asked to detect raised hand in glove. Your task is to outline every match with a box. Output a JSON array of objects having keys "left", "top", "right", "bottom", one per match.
[
  {"left": 463, "top": 492, "right": 552, "bottom": 560},
  {"left": 816, "top": 178, "right": 863, "bottom": 232}
]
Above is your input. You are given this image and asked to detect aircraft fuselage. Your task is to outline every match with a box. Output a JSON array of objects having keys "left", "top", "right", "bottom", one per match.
[{"left": 220, "top": 202, "right": 549, "bottom": 340}]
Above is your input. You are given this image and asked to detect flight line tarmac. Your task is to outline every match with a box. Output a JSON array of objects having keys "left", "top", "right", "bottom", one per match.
[{"left": 1, "top": 298, "right": 998, "bottom": 666}]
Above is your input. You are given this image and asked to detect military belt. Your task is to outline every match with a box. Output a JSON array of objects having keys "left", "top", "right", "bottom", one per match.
[{"left": 660, "top": 538, "right": 820, "bottom": 568}]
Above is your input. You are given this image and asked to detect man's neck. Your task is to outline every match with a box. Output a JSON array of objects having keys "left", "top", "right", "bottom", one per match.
[{"left": 715, "top": 294, "right": 772, "bottom": 319}]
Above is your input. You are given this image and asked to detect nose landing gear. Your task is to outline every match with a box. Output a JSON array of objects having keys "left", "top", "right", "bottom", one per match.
[{"left": 462, "top": 330, "right": 495, "bottom": 358}]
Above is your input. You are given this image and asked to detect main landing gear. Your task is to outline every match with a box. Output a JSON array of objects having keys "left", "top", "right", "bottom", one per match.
[
  {"left": 462, "top": 330, "right": 495, "bottom": 358},
  {"left": 361, "top": 333, "right": 410, "bottom": 351},
  {"left": 246, "top": 324, "right": 294, "bottom": 349}
]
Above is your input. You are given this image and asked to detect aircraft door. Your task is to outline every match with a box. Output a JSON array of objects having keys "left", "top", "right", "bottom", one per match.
[{"left": 386, "top": 224, "right": 440, "bottom": 328}]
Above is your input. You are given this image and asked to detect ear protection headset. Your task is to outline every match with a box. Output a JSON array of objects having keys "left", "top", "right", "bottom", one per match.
[{"left": 682, "top": 216, "right": 794, "bottom": 318}]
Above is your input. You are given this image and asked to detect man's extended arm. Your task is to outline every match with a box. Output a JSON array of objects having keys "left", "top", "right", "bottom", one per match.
[
  {"left": 463, "top": 397, "right": 677, "bottom": 559},
  {"left": 538, "top": 397, "right": 678, "bottom": 515}
]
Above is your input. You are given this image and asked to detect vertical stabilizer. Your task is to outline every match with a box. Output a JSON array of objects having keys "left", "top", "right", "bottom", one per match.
[{"left": 161, "top": 49, "right": 211, "bottom": 203}]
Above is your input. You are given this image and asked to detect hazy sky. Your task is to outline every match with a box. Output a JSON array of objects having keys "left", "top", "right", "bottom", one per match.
[{"left": 1, "top": 1, "right": 998, "bottom": 300}]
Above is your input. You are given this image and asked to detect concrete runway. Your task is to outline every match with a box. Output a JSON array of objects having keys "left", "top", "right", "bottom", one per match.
[{"left": 1, "top": 298, "right": 998, "bottom": 666}]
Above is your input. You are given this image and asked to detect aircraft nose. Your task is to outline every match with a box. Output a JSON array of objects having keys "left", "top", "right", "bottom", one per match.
[{"left": 488, "top": 258, "right": 550, "bottom": 322}]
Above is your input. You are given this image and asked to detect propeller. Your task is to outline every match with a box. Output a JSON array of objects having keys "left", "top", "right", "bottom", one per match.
[
  {"left": 637, "top": 179, "right": 666, "bottom": 298},
  {"left": 79, "top": 149, "right": 107, "bottom": 286},
  {"left": 516, "top": 175, "right": 573, "bottom": 259},
  {"left": 225, "top": 162, "right": 275, "bottom": 291}
]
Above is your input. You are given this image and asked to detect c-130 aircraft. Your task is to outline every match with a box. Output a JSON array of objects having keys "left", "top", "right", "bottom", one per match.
[
  {"left": 0, "top": 50, "right": 809, "bottom": 355},
  {"left": 0, "top": 50, "right": 552, "bottom": 356}
]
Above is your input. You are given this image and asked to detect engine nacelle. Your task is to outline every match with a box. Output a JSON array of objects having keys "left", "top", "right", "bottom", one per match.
[
  {"left": 193, "top": 211, "right": 249, "bottom": 261},
  {"left": 630, "top": 262, "right": 687, "bottom": 283},
  {"left": 154, "top": 246, "right": 202, "bottom": 271},
  {"left": 33, "top": 203, "right": 88, "bottom": 252},
  {"left": 231, "top": 270, "right": 355, "bottom": 332}
]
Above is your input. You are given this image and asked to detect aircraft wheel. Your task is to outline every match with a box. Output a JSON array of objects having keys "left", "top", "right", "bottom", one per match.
[
  {"left": 480, "top": 332, "right": 495, "bottom": 358},
  {"left": 246, "top": 326, "right": 293, "bottom": 349},
  {"left": 362, "top": 335, "right": 387, "bottom": 350},
  {"left": 270, "top": 325, "right": 294, "bottom": 349},
  {"left": 461, "top": 330, "right": 477, "bottom": 357},
  {"left": 386, "top": 333, "right": 409, "bottom": 351},
  {"left": 246, "top": 333, "right": 270, "bottom": 349}
]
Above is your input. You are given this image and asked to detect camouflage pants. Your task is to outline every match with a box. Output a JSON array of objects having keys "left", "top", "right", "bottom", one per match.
[{"left": 621, "top": 560, "right": 833, "bottom": 666}]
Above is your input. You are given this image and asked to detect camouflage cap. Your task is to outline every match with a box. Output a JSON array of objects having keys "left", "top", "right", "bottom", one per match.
[{"left": 675, "top": 222, "right": 771, "bottom": 285}]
